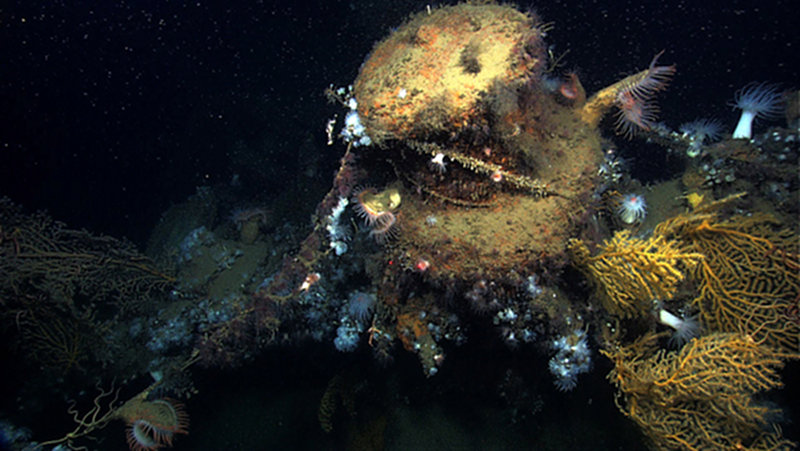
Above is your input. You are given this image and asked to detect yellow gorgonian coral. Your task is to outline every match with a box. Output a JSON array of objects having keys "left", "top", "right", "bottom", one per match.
[
  {"left": 568, "top": 231, "right": 703, "bottom": 318},
  {"left": 603, "top": 332, "right": 795, "bottom": 450}
]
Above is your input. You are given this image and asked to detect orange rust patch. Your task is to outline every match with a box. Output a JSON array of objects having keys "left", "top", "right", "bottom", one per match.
[{"left": 396, "top": 310, "right": 430, "bottom": 351}]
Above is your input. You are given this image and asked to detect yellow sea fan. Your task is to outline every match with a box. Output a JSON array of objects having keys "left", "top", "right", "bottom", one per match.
[{"left": 569, "top": 231, "right": 702, "bottom": 318}]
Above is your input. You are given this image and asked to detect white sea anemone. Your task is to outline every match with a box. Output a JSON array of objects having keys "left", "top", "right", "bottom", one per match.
[
  {"left": 680, "top": 118, "right": 723, "bottom": 143},
  {"left": 429, "top": 152, "right": 447, "bottom": 173},
  {"left": 658, "top": 308, "right": 701, "bottom": 347},
  {"left": 731, "top": 82, "right": 783, "bottom": 139},
  {"left": 618, "top": 193, "right": 647, "bottom": 224},
  {"left": 347, "top": 291, "right": 376, "bottom": 325},
  {"left": 680, "top": 118, "right": 724, "bottom": 157}
]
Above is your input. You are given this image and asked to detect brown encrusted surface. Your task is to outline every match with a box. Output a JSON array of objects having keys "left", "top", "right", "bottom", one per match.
[
  {"left": 354, "top": 4, "right": 540, "bottom": 143},
  {"left": 353, "top": 4, "right": 603, "bottom": 280},
  {"left": 389, "top": 99, "right": 602, "bottom": 278},
  {"left": 397, "top": 193, "right": 569, "bottom": 278}
]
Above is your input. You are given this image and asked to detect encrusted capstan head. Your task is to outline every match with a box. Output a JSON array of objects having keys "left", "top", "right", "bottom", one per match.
[{"left": 352, "top": 4, "right": 544, "bottom": 144}]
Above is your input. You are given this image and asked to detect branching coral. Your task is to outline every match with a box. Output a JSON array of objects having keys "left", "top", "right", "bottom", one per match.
[
  {"left": 578, "top": 193, "right": 798, "bottom": 448},
  {"left": 572, "top": 192, "right": 799, "bottom": 354},
  {"left": 0, "top": 198, "right": 174, "bottom": 308},
  {"left": 20, "top": 308, "right": 103, "bottom": 372},
  {"left": 568, "top": 231, "right": 703, "bottom": 318},
  {"left": 657, "top": 209, "right": 800, "bottom": 354},
  {"left": 603, "top": 332, "right": 795, "bottom": 450},
  {"left": 318, "top": 371, "right": 357, "bottom": 433},
  {"left": 0, "top": 197, "right": 174, "bottom": 371}
]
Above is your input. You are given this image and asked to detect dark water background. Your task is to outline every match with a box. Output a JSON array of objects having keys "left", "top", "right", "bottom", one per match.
[{"left": 1, "top": 0, "right": 797, "bottom": 246}]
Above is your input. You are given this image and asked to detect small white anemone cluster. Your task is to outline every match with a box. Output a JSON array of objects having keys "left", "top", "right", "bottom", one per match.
[
  {"left": 680, "top": 118, "right": 723, "bottom": 158},
  {"left": 524, "top": 274, "right": 543, "bottom": 298},
  {"left": 340, "top": 96, "right": 372, "bottom": 147},
  {"left": 333, "top": 316, "right": 363, "bottom": 352},
  {"left": 548, "top": 329, "right": 592, "bottom": 392},
  {"left": 325, "top": 196, "right": 349, "bottom": 256},
  {"left": 618, "top": 193, "right": 647, "bottom": 225},
  {"left": 597, "top": 151, "right": 625, "bottom": 184}
]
